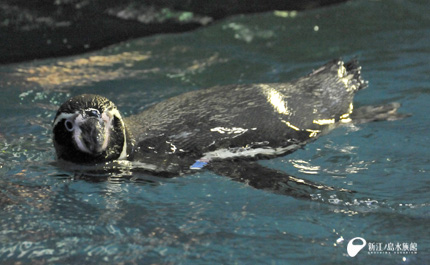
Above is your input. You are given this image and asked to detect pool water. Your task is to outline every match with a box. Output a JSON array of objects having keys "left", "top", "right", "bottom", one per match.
[{"left": 1, "top": 0, "right": 429, "bottom": 264}]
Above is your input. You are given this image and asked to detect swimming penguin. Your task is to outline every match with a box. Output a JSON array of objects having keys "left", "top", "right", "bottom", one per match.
[{"left": 52, "top": 59, "right": 405, "bottom": 198}]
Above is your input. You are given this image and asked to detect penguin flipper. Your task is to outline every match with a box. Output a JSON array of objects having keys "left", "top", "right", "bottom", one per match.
[
  {"left": 206, "top": 160, "right": 354, "bottom": 199},
  {"left": 351, "top": 102, "right": 410, "bottom": 124}
]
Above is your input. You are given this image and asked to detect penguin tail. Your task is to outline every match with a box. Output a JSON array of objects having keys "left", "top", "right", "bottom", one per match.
[
  {"left": 309, "top": 58, "right": 368, "bottom": 92},
  {"left": 344, "top": 59, "right": 368, "bottom": 91}
]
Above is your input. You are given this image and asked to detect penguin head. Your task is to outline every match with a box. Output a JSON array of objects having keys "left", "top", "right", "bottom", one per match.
[{"left": 52, "top": 94, "right": 130, "bottom": 164}]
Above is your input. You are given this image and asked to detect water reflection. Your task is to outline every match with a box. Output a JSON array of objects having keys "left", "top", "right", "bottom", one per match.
[
  {"left": 52, "top": 160, "right": 168, "bottom": 187},
  {"left": 222, "top": 22, "right": 275, "bottom": 43},
  {"left": 12, "top": 50, "right": 229, "bottom": 91},
  {"left": 290, "top": 159, "right": 320, "bottom": 175},
  {"left": 15, "top": 52, "right": 157, "bottom": 89}
]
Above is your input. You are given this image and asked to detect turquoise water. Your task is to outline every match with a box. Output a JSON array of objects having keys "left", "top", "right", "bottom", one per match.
[{"left": 1, "top": 0, "right": 430, "bottom": 264}]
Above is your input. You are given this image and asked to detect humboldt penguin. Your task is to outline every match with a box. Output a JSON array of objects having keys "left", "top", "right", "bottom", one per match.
[{"left": 52, "top": 59, "right": 405, "bottom": 198}]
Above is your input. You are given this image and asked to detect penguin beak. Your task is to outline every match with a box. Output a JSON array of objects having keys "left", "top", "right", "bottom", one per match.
[
  {"left": 72, "top": 110, "right": 112, "bottom": 155},
  {"left": 78, "top": 117, "right": 108, "bottom": 154}
]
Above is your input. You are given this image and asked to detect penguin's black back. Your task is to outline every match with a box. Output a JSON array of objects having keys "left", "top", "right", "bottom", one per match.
[{"left": 124, "top": 60, "right": 366, "bottom": 173}]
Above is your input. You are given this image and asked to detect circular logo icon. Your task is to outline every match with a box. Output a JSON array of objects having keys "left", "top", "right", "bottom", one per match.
[{"left": 347, "top": 237, "right": 367, "bottom": 257}]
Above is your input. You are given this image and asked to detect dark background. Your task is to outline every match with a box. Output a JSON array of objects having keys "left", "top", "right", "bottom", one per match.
[{"left": 0, "top": 0, "right": 347, "bottom": 64}]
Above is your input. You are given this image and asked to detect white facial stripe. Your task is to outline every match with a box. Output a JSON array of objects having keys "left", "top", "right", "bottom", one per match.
[
  {"left": 109, "top": 108, "right": 128, "bottom": 160},
  {"left": 74, "top": 113, "right": 85, "bottom": 126},
  {"left": 53, "top": 112, "right": 78, "bottom": 127},
  {"left": 101, "top": 112, "right": 112, "bottom": 152}
]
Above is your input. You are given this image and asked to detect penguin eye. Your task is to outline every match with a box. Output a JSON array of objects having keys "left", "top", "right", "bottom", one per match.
[
  {"left": 64, "top": 119, "right": 75, "bottom": 132},
  {"left": 85, "top": 109, "right": 100, "bottom": 118}
]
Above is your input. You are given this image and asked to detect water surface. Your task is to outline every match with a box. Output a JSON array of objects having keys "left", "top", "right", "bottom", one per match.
[{"left": 1, "top": 0, "right": 429, "bottom": 264}]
